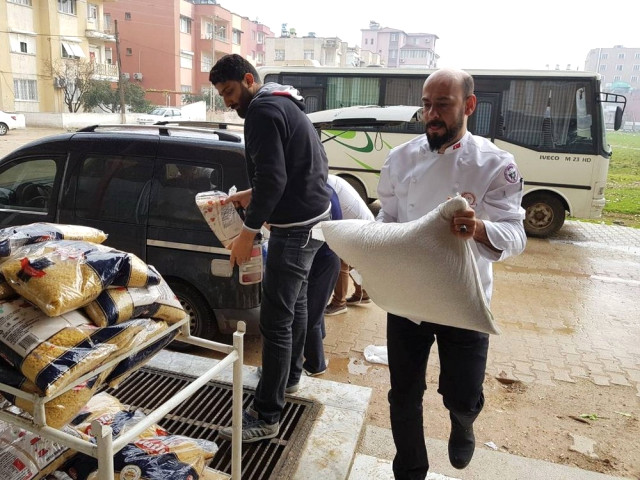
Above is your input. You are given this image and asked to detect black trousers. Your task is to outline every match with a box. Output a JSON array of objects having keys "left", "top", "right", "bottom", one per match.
[{"left": 387, "top": 313, "right": 489, "bottom": 480}]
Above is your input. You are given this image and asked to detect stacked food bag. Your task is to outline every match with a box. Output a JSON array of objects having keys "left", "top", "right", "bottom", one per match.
[{"left": 0, "top": 223, "right": 186, "bottom": 430}]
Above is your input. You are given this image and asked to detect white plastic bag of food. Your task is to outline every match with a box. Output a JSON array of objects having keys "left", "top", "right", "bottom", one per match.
[{"left": 195, "top": 190, "right": 244, "bottom": 247}]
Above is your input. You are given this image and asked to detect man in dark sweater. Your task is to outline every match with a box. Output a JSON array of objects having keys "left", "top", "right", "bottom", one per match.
[{"left": 210, "top": 54, "right": 330, "bottom": 443}]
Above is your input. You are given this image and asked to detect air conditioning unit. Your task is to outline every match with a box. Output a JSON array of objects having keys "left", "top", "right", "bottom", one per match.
[
  {"left": 53, "top": 77, "right": 66, "bottom": 88},
  {"left": 133, "top": 72, "right": 143, "bottom": 81},
  {"left": 121, "top": 72, "right": 130, "bottom": 80}
]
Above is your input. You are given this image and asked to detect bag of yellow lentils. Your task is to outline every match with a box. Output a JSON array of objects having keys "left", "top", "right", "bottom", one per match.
[
  {"left": 0, "top": 298, "right": 149, "bottom": 397},
  {"left": 0, "top": 240, "right": 161, "bottom": 317}
]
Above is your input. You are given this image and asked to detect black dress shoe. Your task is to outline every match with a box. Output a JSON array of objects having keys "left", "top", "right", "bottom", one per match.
[{"left": 448, "top": 418, "right": 475, "bottom": 469}]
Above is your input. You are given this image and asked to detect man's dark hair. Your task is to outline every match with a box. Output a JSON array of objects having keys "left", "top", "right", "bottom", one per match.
[{"left": 209, "top": 54, "right": 261, "bottom": 85}]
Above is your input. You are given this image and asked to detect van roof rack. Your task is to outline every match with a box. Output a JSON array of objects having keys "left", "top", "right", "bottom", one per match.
[{"left": 75, "top": 123, "right": 243, "bottom": 143}]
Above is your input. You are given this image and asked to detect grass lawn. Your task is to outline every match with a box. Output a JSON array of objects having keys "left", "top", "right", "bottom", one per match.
[{"left": 594, "top": 131, "right": 640, "bottom": 228}]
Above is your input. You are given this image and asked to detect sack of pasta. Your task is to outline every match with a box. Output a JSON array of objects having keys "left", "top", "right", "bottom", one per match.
[
  {"left": 0, "top": 415, "right": 79, "bottom": 480},
  {"left": 0, "top": 358, "right": 111, "bottom": 429},
  {"left": 104, "top": 320, "right": 179, "bottom": 388},
  {"left": 0, "top": 223, "right": 107, "bottom": 258},
  {"left": 63, "top": 434, "right": 212, "bottom": 480},
  {"left": 84, "top": 271, "right": 185, "bottom": 327},
  {"left": 195, "top": 190, "right": 244, "bottom": 247},
  {"left": 0, "top": 298, "right": 149, "bottom": 397},
  {"left": 0, "top": 240, "right": 161, "bottom": 317},
  {"left": 69, "top": 393, "right": 168, "bottom": 441},
  {"left": 0, "top": 272, "right": 16, "bottom": 300},
  {"left": 65, "top": 393, "right": 216, "bottom": 480}
]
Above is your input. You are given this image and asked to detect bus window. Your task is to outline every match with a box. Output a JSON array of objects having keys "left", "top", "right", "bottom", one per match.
[
  {"left": 497, "top": 80, "right": 596, "bottom": 154},
  {"left": 385, "top": 78, "right": 423, "bottom": 106},
  {"left": 326, "top": 77, "right": 379, "bottom": 109},
  {"left": 474, "top": 101, "right": 493, "bottom": 137}
]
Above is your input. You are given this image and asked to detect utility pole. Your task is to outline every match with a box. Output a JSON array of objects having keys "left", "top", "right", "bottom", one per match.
[{"left": 114, "top": 20, "right": 126, "bottom": 123}]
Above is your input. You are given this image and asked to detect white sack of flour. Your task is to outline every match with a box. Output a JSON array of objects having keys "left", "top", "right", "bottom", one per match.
[{"left": 320, "top": 196, "right": 499, "bottom": 334}]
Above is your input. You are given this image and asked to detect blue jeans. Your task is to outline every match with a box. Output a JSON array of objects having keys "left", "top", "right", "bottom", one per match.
[
  {"left": 387, "top": 313, "right": 489, "bottom": 479},
  {"left": 253, "top": 223, "right": 323, "bottom": 425},
  {"left": 288, "top": 248, "right": 340, "bottom": 384}
]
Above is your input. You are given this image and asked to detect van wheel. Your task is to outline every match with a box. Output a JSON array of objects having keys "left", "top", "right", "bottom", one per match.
[
  {"left": 341, "top": 176, "right": 368, "bottom": 203},
  {"left": 522, "top": 192, "right": 566, "bottom": 238},
  {"left": 0, "top": 123, "right": 8, "bottom": 136},
  {"left": 168, "top": 281, "right": 217, "bottom": 351}
]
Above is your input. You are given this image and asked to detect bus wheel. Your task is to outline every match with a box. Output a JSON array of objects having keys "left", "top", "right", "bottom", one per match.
[
  {"left": 168, "top": 281, "right": 217, "bottom": 351},
  {"left": 342, "top": 176, "right": 368, "bottom": 203},
  {"left": 522, "top": 192, "right": 566, "bottom": 238}
]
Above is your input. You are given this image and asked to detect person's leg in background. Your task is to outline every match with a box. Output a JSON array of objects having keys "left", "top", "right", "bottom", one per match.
[
  {"left": 325, "top": 257, "right": 349, "bottom": 316},
  {"left": 299, "top": 249, "right": 340, "bottom": 376},
  {"left": 346, "top": 272, "right": 371, "bottom": 304}
]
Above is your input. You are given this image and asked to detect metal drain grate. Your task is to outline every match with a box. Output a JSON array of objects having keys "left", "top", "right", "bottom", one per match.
[{"left": 101, "top": 366, "right": 321, "bottom": 480}]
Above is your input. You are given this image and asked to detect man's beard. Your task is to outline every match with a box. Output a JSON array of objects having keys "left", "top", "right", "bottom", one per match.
[
  {"left": 235, "top": 87, "right": 253, "bottom": 118},
  {"left": 425, "top": 112, "right": 464, "bottom": 152}
]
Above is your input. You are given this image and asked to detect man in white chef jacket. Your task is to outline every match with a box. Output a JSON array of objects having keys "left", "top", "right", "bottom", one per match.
[{"left": 377, "top": 68, "right": 527, "bottom": 479}]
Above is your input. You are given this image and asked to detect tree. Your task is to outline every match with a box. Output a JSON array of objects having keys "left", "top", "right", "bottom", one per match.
[
  {"left": 46, "top": 59, "right": 96, "bottom": 113},
  {"left": 82, "top": 79, "right": 151, "bottom": 113}
]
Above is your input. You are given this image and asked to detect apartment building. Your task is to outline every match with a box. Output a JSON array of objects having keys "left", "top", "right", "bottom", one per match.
[
  {"left": 360, "top": 21, "right": 438, "bottom": 68},
  {"left": 585, "top": 45, "right": 640, "bottom": 123},
  {"left": 0, "top": 0, "right": 117, "bottom": 113},
  {"left": 264, "top": 32, "right": 382, "bottom": 68},
  {"left": 103, "top": 0, "right": 273, "bottom": 107}
]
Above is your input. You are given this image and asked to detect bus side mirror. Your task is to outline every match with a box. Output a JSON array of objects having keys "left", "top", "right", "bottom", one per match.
[{"left": 614, "top": 106, "right": 624, "bottom": 131}]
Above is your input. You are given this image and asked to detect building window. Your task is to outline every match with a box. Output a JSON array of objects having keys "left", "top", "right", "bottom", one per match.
[
  {"left": 232, "top": 29, "right": 241, "bottom": 44},
  {"left": 104, "top": 13, "right": 112, "bottom": 31},
  {"left": 9, "top": 0, "right": 32, "bottom": 5},
  {"left": 105, "top": 48, "right": 113, "bottom": 64},
  {"left": 618, "top": 53, "right": 625, "bottom": 59},
  {"left": 216, "top": 25, "right": 226, "bottom": 40},
  {"left": 58, "top": 0, "right": 76, "bottom": 15},
  {"left": 201, "top": 52, "right": 213, "bottom": 72},
  {"left": 613, "top": 75, "right": 621, "bottom": 81},
  {"left": 87, "top": 3, "right": 98, "bottom": 21},
  {"left": 275, "top": 50, "right": 285, "bottom": 61},
  {"left": 616, "top": 64, "right": 623, "bottom": 71},
  {"left": 601, "top": 53, "right": 608, "bottom": 59},
  {"left": 180, "top": 16, "right": 192, "bottom": 34},
  {"left": 633, "top": 64, "right": 640, "bottom": 71},
  {"left": 631, "top": 76, "right": 638, "bottom": 83},
  {"left": 180, "top": 53, "right": 193, "bottom": 69},
  {"left": 257, "top": 32, "right": 264, "bottom": 44},
  {"left": 61, "top": 42, "right": 85, "bottom": 59},
  {"left": 304, "top": 50, "right": 314, "bottom": 60},
  {"left": 125, "top": 12, "right": 131, "bottom": 20},
  {"left": 13, "top": 78, "right": 38, "bottom": 101},
  {"left": 599, "top": 64, "right": 607, "bottom": 71},
  {"left": 126, "top": 47, "right": 132, "bottom": 56},
  {"left": 9, "top": 34, "right": 35, "bottom": 55}
]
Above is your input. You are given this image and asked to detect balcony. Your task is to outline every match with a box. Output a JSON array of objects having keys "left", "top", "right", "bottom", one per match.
[
  {"left": 92, "top": 62, "right": 119, "bottom": 81},
  {"left": 86, "top": 29, "right": 116, "bottom": 42}
]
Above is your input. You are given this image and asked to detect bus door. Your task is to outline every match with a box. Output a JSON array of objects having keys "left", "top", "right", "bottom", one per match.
[{"left": 468, "top": 93, "right": 500, "bottom": 142}]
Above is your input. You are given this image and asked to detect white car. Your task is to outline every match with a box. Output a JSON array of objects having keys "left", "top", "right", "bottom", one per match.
[
  {"left": 0, "top": 111, "right": 19, "bottom": 136},
  {"left": 137, "top": 107, "right": 183, "bottom": 125}
]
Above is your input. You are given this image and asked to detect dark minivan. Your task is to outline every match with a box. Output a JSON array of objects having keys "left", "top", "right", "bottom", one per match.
[{"left": 0, "top": 124, "right": 260, "bottom": 341}]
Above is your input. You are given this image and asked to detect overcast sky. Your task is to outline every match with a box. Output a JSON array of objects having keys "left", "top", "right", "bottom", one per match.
[{"left": 224, "top": 0, "right": 638, "bottom": 70}]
